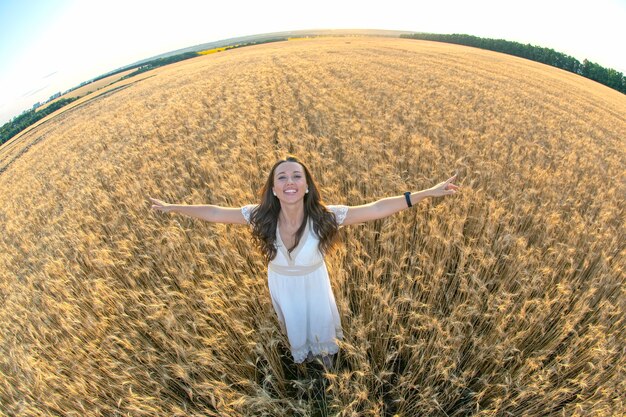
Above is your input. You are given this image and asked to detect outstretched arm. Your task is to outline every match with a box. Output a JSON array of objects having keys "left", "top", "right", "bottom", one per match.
[
  {"left": 149, "top": 197, "right": 249, "bottom": 224},
  {"left": 341, "top": 175, "right": 459, "bottom": 226}
]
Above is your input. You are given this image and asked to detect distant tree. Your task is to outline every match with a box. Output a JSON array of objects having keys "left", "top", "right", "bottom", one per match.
[{"left": 0, "top": 97, "right": 78, "bottom": 146}]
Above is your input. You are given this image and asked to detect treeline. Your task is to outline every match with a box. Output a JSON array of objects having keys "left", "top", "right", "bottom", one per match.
[
  {"left": 120, "top": 52, "right": 201, "bottom": 79},
  {"left": 0, "top": 98, "right": 78, "bottom": 146},
  {"left": 231, "top": 37, "right": 288, "bottom": 49},
  {"left": 401, "top": 33, "right": 626, "bottom": 94}
]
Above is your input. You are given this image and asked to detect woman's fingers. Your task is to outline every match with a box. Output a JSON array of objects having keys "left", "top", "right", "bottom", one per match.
[
  {"left": 150, "top": 197, "right": 166, "bottom": 205},
  {"left": 149, "top": 197, "right": 168, "bottom": 211},
  {"left": 443, "top": 173, "right": 459, "bottom": 193},
  {"left": 431, "top": 175, "right": 460, "bottom": 196}
]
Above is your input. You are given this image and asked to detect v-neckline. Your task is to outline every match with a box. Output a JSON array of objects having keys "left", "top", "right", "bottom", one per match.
[{"left": 276, "top": 218, "right": 309, "bottom": 265}]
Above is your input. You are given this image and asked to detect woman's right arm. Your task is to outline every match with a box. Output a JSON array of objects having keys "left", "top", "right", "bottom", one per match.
[{"left": 149, "top": 197, "right": 249, "bottom": 224}]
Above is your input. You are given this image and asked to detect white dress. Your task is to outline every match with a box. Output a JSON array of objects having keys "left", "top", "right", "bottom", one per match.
[{"left": 241, "top": 204, "right": 349, "bottom": 363}]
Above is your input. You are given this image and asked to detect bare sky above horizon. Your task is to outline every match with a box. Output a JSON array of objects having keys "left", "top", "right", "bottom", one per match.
[{"left": 1, "top": 0, "right": 625, "bottom": 124}]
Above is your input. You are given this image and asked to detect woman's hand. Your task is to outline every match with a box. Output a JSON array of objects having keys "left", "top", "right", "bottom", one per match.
[
  {"left": 149, "top": 197, "right": 175, "bottom": 213},
  {"left": 428, "top": 174, "right": 459, "bottom": 197}
]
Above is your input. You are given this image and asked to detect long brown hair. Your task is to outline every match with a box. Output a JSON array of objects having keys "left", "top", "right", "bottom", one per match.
[{"left": 249, "top": 156, "right": 341, "bottom": 263}]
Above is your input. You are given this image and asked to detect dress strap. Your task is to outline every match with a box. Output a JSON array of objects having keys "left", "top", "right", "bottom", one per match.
[{"left": 268, "top": 261, "right": 324, "bottom": 276}]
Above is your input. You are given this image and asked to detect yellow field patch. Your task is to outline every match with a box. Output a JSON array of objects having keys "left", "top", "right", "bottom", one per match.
[{"left": 198, "top": 46, "right": 232, "bottom": 55}]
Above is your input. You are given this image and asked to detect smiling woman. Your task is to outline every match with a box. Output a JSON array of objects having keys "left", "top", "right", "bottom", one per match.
[{"left": 149, "top": 155, "right": 458, "bottom": 365}]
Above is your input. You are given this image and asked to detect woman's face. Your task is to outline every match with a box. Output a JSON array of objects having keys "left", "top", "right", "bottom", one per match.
[{"left": 272, "top": 161, "right": 308, "bottom": 203}]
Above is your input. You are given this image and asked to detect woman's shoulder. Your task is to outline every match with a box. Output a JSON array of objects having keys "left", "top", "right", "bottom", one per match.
[
  {"left": 241, "top": 204, "right": 259, "bottom": 224},
  {"left": 325, "top": 204, "right": 349, "bottom": 226},
  {"left": 326, "top": 204, "right": 348, "bottom": 212}
]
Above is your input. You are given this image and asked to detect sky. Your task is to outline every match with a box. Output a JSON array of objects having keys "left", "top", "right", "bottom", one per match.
[{"left": 1, "top": 0, "right": 625, "bottom": 124}]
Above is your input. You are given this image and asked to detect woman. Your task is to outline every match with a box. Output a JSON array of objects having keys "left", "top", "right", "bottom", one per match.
[{"left": 149, "top": 156, "right": 459, "bottom": 366}]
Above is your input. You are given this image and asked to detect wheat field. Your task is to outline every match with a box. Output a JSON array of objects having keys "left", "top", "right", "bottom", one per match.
[{"left": 0, "top": 37, "right": 624, "bottom": 416}]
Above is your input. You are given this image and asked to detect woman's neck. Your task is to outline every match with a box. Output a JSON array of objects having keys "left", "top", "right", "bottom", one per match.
[{"left": 279, "top": 201, "right": 305, "bottom": 228}]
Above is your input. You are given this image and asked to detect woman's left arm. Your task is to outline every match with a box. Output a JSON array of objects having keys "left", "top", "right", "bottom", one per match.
[{"left": 341, "top": 174, "right": 459, "bottom": 226}]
